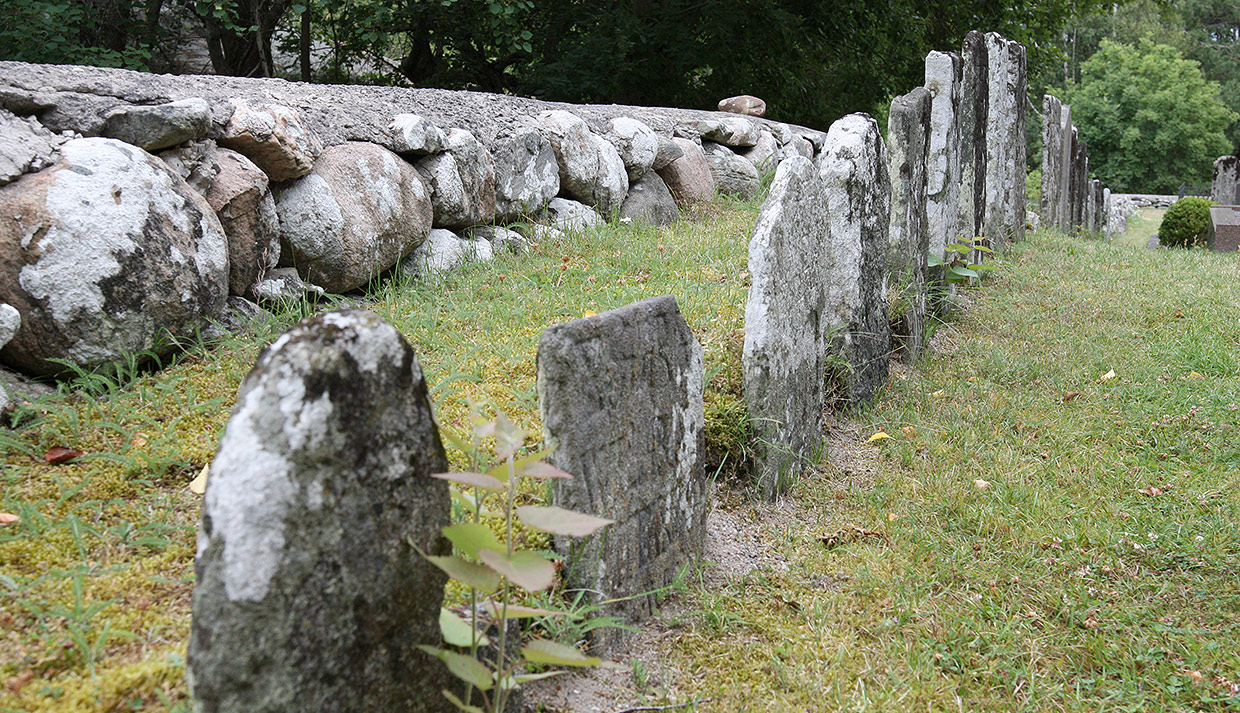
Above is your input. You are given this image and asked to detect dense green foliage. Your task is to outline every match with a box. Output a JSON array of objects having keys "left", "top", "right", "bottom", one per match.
[
  {"left": 1064, "top": 39, "right": 1234, "bottom": 193},
  {"left": 1159, "top": 196, "right": 1216, "bottom": 248}
]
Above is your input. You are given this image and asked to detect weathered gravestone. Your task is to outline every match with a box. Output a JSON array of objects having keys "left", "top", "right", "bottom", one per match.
[
  {"left": 982, "top": 32, "right": 1026, "bottom": 249},
  {"left": 925, "top": 50, "right": 962, "bottom": 264},
  {"left": 1208, "top": 205, "right": 1240, "bottom": 251},
  {"left": 537, "top": 295, "right": 706, "bottom": 652},
  {"left": 743, "top": 156, "right": 830, "bottom": 498},
  {"left": 816, "top": 114, "right": 891, "bottom": 405},
  {"left": 1071, "top": 135, "right": 1088, "bottom": 230},
  {"left": 1212, "top": 155, "right": 1239, "bottom": 205},
  {"left": 1041, "top": 95, "right": 1068, "bottom": 229},
  {"left": 886, "top": 87, "right": 932, "bottom": 362},
  {"left": 958, "top": 31, "right": 989, "bottom": 240},
  {"left": 189, "top": 309, "right": 452, "bottom": 713}
]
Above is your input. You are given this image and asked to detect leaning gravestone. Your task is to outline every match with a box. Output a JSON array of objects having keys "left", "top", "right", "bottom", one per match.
[
  {"left": 538, "top": 295, "right": 706, "bottom": 652},
  {"left": 886, "top": 87, "right": 932, "bottom": 362},
  {"left": 817, "top": 114, "right": 892, "bottom": 405},
  {"left": 1212, "top": 155, "right": 1239, "bottom": 205},
  {"left": 189, "top": 309, "right": 451, "bottom": 713},
  {"left": 743, "top": 156, "right": 830, "bottom": 498}
]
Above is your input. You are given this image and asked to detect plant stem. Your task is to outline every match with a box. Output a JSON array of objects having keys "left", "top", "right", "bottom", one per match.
[{"left": 494, "top": 450, "right": 517, "bottom": 713}]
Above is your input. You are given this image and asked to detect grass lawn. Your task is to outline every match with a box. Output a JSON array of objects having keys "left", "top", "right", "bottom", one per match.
[
  {"left": 2, "top": 193, "right": 1238, "bottom": 711},
  {"left": 1114, "top": 207, "right": 1166, "bottom": 250}
]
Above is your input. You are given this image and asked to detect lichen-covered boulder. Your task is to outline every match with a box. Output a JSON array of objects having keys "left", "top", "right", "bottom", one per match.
[
  {"left": 207, "top": 149, "right": 281, "bottom": 298},
  {"left": 388, "top": 114, "right": 447, "bottom": 156},
  {"left": 620, "top": 173, "right": 680, "bottom": 226},
  {"left": 702, "top": 141, "right": 760, "bottom": 198},
  {"left": 655, "top": 138, "right": 715, "bottom": 206},
  {"left": 274, "top": 142, "right": 431, "bottom": 293},
  {"left": 189, "top": 309, "right": 452, "bottom": 713},
  {"left": 403, "top": 228, "right": 493, "bottom": 279},
  {"left": 538, "top": 110, "right": 628, "bottom": 216},
  {"left": 253, "top": 267, "right": 324, "bottom": 304},
  {"left": 466, "top": 225, "right": 531, "bottom": 254},
  {"left": 416, "top": 128, "right": 496, "bottom": 228},
  {"left": 0, "top": 137, "right": 228, "bottom": 376},
  {"left": 491, "top": 128, "right": 560, "bottom": 222},
  {"left": 220, "top": 101, "right": 323, "bottom": 183},
  {"left": 680, "top": 117, "right": 761, "bottom": 148},
  {"left": 0, "top": 109, "right": 65, "bottom": 186},
  {"left": 740, "top": 130, "right": 780, "bottom": 172},
  {"left": 540, "top": 197, "right": 604, "bottom": 232},
  {"left": 0, "top": 304, "right": 18, "bottom": 352},
  {"left": 102, "top": 98, "right": 211, "bottom": 151},
  {"left": 605, "top": 118, "right": 659, "bottom": 181},
  {"left": 651, "top": 136, "right": 684, "bottom": 171}
]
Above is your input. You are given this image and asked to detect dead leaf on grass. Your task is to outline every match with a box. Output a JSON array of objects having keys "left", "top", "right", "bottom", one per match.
[
  {"left": 0, "top": 513, "right": 19, "bottom": 526},
  {"left": 820, "top": 525, "right": 889, "bottom": 550},
  {"left": 43, "top": 446, "right": 84, "bottom": 464},
  {"left": 1061, "top": 392, "right": 1081, "bottom": 403},
  {"left": 189, "top": 464, "right": 210, "bottom": 495},
  {"left": 973, "top": 478, "right": 991, "bottom": 491},
  {"left": 866, "top": 431, "right": 890, "bottom": 443}
]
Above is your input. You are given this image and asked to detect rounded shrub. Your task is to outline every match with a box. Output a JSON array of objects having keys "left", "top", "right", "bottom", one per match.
[{"left": 1159, "top": 197, "right": 1215, "bottom": 248}]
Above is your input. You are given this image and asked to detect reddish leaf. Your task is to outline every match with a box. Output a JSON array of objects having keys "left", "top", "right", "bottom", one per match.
[
  {"left": 432, "top": 471, "right": 506, "bottom": 492},
  {"left": 516, "top": 505, "right": 613, "bottom": 537},
  {"left": 0, "top": 513, "right": 19, "bottom": 526},
  {"left": 520, "top": 461, "right": 573, "bottom": 480},
  {"left": 1061, "top": 392, "right": 1081, "bottom": 403},
  {"left": 44, "top": 447, "right": 84, "bottom": 464},
  {"left": 477, "top": 549, "right": 556, "bottom": 592}
]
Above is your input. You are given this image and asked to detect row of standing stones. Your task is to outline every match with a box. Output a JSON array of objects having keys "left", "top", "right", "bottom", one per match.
[
  {"left": 2, "top": 29, "right": 1040, "bottom": 712},
  {"left": 1040, "top": 94, "right": 1117, "bottom": 239}
]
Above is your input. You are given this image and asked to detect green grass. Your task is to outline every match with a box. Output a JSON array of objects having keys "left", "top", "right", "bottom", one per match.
[{"left": 1114, "top": 207, "right": 1166, "bottom": 250}]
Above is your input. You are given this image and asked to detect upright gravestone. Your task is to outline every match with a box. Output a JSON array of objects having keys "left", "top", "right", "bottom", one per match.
[
  {"left": 925, "top": 51, "right": 962, "bottom": 263},
  {"left": 1102, "top": 187, "right": 1113, "bottom": 238},
  {"left": 189, "top": 310, "right": 451, "bottom": 713},
  {"left": 1041, "top": 95, "right": 1064, "bottom": 229},
  {"left": 1056, "top": 105, "right": 1074, "bottom": 230},
  {"left": 982, "top": 32, "right": 1023, "bottom": 250},
  {"left": 743, "top": 156, "right": 830, "bottom": 498},
  {"left": 1092, "top": 180, "right": 1105, "bottom": 233},
  {"left": 958, "top": 31, "right": 989, "bottom": 240},
  {"left": 817, "top": 114, "right": 891, "bottom": 405},
  {"left": 887, "top": 87, "right": 932, "bottom": 361},
  {"left": 1085, "top": 178, "right": 1097, "bottom": 233},
  {"left": 1212, "top": 155, "right": 1239, "bottom": 205},
  {"left": 1009, "top": 38, "right": 1028, "bottom": 243},
  {"left": 538, "top": 295, "right": 706, "bottom": 651},
  {"left": 1070, "top": 130, "right": 1087, "bottom": 230}
]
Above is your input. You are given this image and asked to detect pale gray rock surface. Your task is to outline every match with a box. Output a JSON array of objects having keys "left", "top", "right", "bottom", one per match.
[
  {"left": 466, "top": 225, "right": 530, "bottom": 254},
  {"left": 538, "top": 110, "right": 628, "bottom": 216},
  {"left": 886, "top": 87, "right": 932, "bottom": 362},
  {"left": 0, "top": 109, "right": 65, "bottom": 186},
  {"left": 491, "top": 127, "right": 559, "bottom": 222},
  {"left": 740, "top": 130, "right": 780, "bottom": 172},
  {"left": 718, "top": 95, "right": 766, "bottom": 117},
  {"left": 220, "top": 100, "right": 323, "bottom": 183},
  {"left": 743, "top": 156, "right": 829, "bottom": 499},
  {"left": 785, "top": 136, "right": 814, "bottom": 159},
  {"left": 159, "top": 139, "right": 221, "bottom": 195},
  {"left": 538, "top": 295, "right": 706, "bottom": 652},
  {"left": 206, "top": 148, "right": 281, "bottom": 298},
  {"left": 0, "top": 137, "right": 228, "bottom": 376},
  {"left": 924, "top": 50, "right": 962, "bottom": 262},
  {"left": 701, "top": 141, "right": 760, "bottom": 199},
  {"left": 254, "top": 267, "right": 325, "bottom": 303},
  {"left": 540, "top": 197, "right": 604, "bottom": 232},
  {"left": 816, "top": 113, "right": 891, "bottom": 405},
  {"left": 387, "top": 114, "right": 447, "bottom": 156},
  {"left": 651, "top": 136, "right": 684, "bottom": 171},
  {"left": 982, "top": 32, "right": 1026, "bottom": 248},
  {"left": 188, "top": 309, "right": 451, "bottom": 713},
  {"left": 404, "top": 228, "right": 493, "bottom": 278},
  {"left": 1213, "top": 155, "right": 1238, "bottom": 205},
  {"left": 0, "top": 304, "right": 18, "bottom": 352},
  {"left": 415, "top": 128, "right": 497, "bottom": 228},
  {"left": 958, "top": 31, "right": 988, "bottom": 239},
  {"left": 696, "top": 117, "right": 761, "bottom": 147},
  {"left": 656, "top": 138, "right": 716, "bottom": 206},
  {"left": 102, "top": 98, "right": 211, "bottom": 150},
  {"left": 1040, "top": 95, "right": 1067, "bottom": 229},
  {"left": 619, "top": 172, "right": 680, "bottom": 226},
  {"left": 605, "top": 117, "right": 659, "bottom": 181},
  {"left": 273, "top": 141, "right": 431, "bottom": 293}
]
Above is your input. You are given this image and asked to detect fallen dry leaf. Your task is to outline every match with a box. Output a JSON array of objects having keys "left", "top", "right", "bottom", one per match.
[
  {"left": 1061, "top": 392, "right": 1081, "bottom": 403},
  {"left": 44, "top": 446, "right": 84, "bottom": 464},
  {"left": 0, "top": 513, "right": 19, "bottom": 526},
  {"left": 931, "top": 389, "right": 945, "bottom": 397},
  {"left": 581, "top": 310, "right": 597, "bottom": 318},
  {"left": 131, "top": 432, "right": 149, "bottom": 447},
  {"left": 189, "top": 463, "right": 210, "bottom": 495},
  {"left": 900, "top": 426, "right": 917, "bottom": 438},
  {"left": 5, "top": 670, "right": 33, "bottom": 694},
  {"left": 1099, "top": 369, "right": 1116, "bottom": 382},
  {"left": 974, "top": 478, "right": 991, "bottom": 491},
  {"left": 866, "top": 431, "right": 891, "bottom": 443}
]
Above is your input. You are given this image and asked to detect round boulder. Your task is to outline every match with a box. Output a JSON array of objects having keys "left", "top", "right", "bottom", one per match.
[
  {"left": 605, "top": 118, "right": 659, "bottom": 182},
  {"left": 274, "top": 142, "right": 432, "bottom": 293},
  {"left": 491, "top": 128, "right": 560, "bottom": 222},
  {"left": 415, "top": 128, "right": 496, "bottom": 228},
  {"left": 0, "top": 138, "right": 229, "bottom": 376},
  {"left": 538, "top": 110, "right": 628, "bottom": 216}
]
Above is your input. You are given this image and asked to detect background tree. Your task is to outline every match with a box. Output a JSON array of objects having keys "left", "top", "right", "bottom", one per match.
[{"left": 1065, "top": 38, "right": 1234, "bottom": 192}]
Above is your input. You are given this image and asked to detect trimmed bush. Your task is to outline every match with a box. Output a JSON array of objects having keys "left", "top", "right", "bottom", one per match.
[{"left": 1159, "top": 197, "right": 1215, "bottom": 248}]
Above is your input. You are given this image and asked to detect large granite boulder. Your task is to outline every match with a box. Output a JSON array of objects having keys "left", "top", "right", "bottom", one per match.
[
  {"left": 403, "top": 228, "right": 494, "bottom": 279},
  {"left": 387, "top": 114, "right": 448, "bottom": 156},
  {"left": 274, "top": 142, "right": 432, "bottom": 293},
  {"left": 538, "top": 295, "right": 706, "bottom": 652},
  {"left": 189, "top": 309, "right": 451, "bottom": 713},
  {"left": 604, "top": 117, "right": 659, "bottom": 181},
  {"left": 101, "top": 98, "right": 211, "bottom": 151},
  {"left": 0, "top": 109, "right": 65, "bottom": 186},
  {"left": 491, "top": 127, "right": 560, "bottom": 222},
  {"left": 619, "top": 173, "right": 680, "bottom": 226},
  {"left": 220, "top": 101, "right": 323, "bottom": 183},
  {"left": 540, "top": 197, "right": 604, "bottom": 232},
  {"left": 416, "top": 128, "right": 496, "bottom": 228},
  {"left": 538, "top": 110, "right": 628, "bottom": 216},
  {"left": 702, "top": 141, "right": 761, "bottom": 199},
  {"left": 886, "top": 87, "right": 932, "bottom": 361},
  {"left": 743, "top": 156, "right": 829, "bottom": 499},
  {"left": 655, "top": 138, "right": 716, "bottom": 206},
  {"left": 817, "top": 113, "right": 891, "bottom": 405},
  {"left": 0, "top": 137, "right": 228, "bottom": 376}
]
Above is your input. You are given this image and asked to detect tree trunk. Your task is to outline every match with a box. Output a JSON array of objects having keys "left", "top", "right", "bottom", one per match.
[{"left": 300, "top": 4, "right": 312, "bottom": 81}]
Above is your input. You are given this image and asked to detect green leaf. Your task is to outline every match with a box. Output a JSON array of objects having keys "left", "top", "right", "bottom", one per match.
[
  {"left": 478, "top": 549, "right": 556, "bottom": 592},
  {"left": 948, "top": 265, "right": 980, "bottom": 278},
  {"left": 443, "top": 650, "right": 494, "bottom": 690},
  {"left": 440, "top": 608, "right": 490, "bottom": 648},
  {"left": 442, "top": 523, "right": 505, "bottom": 559},
  {"left": 450, "top": 488, "right": 478, "bottom": 514},
  {"left": 494, "top": 413, "right": 525, "bottom": 459},
  {"left": 520, "top": 638, "right": 601, "bottom": 667},
  {"left": 972, "top": 244, "right": 995, "bottom": 253},
  {"left": 927, "top": 252, "right": 945, "bottom": 267},
  {"left": 481, "top": 601, "right": 569, "bottom": 619},
  {"left": 433, "top": 471, "right": 505, "bottom": 492},
  {"left": 441, "top": 689, "right": 485, "bottom": 713},
  {"left": 517, "top": 505, "right": 614, "bottom": 537},
  {"left": 944, "top": 243, "right": 972, "bottom": 254},
  {"left": 425, "top": 555, "right": 501, "bottom": 594}
]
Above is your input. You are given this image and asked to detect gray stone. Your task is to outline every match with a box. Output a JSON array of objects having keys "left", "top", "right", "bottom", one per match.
[
  {"left": 743, "top": 156, "right": 829, "bottom": 498},
  {"left": 0, "top": 304, "right": 18, "bottom": 352},
  {"left": 538, "top": 294, "right": 706, "bottom": 650},
  {"left": 416, "top": 128, "right": 497, "bottom": 228},
  {"left": 651, "top": 136, "right": 684, "bottom": 171},
  {"left": 1040, "top": 95, "right": 1066, "bottom": 229},
  {"left": 1212, "top": 155, "right": 1238, "bottom": 205},
  {"left": 718, "top": 95, "right": 767, "bottom": 117},
  {"left": 740, "top": 130, "right": 780, "bottom": 172},
  {"left": 0, "top": 137, "right": 228, "bottom": 376},
  {"left": 274, "top": 142, "right": 431, "bottom": 293},
  {"left": 466, "top": 225, "right": 530, "bottom": 254},
  {"left": 204, "top": 296, "right": 272, "bottom": 340},
  {"left": 785, "top": 136, "right": 814, "bottom": 160},
  {"left": 220, "top": 100, "right": 323, "bottom": 183},
  {"left": 957, "top": 30, "right": 988, "bottom": 239},
  {"left": 188, "top": 309, "right": 451, "bottom": 713},
  {"left": 924, "top": 50, "right": 962, "bottom": 262},
  {"left": 886, "top": 87, "right": 932, "bottom": 362},
  {"left": 403, "top": 228, "right": 494, "bottom": 278},
  {"left": 982, "top": 32, "right": 1026, "bottom": 249},
  {"left": 699, "top": 117, "right": 762, "bottom": 147},
  {"left": 619, "top": 172, "right": 680, "bottom": 226},
  {"left": 605, "top": 117, "right": 659, "bottom": 181},
  {"left": 816, "top": 113, "right": 891, "bottom": 406},
  {"left": 1102, "top": 187, "right": 1114, "bottom": 238},
  {"left": 540, "top": 197, "right": 604, "bottom": 232},
  {"left": 521, "top": 223, "right": 566, "bottom": 245},
  {"left": 655, "top": 138, "right": 716, "bottom": 206},
  {"left": 159, "top": 139, "right": 221, "bottom": 196},
  {"left": 767, "top": 123, "right": 795, "bottom": 146},
  {"left": 202, "top": 147, "right": 281, "bottom": 298},
  {"left": 1056, "top": 104, "right": 1075, "bottom": 230},
  {"left": 538, "top": 110, "right": 628, "bottom": 216},
  {"left": 701, "top": 141, "right": 760, "bottom": 199},
  {"left": 102, "top": 98, "right": 211, "bottom": 151},
  {"left": 0, "top": 109, "right": 64, "bottom": 186},
  {"left": 491, "top": 128, "right": 559, "bottom": 222},
  {"left": 1071, "top": 130, "right": 1088, "bottom": 229},
  {"left": 673, "top": 119, "right": 718, "bottom": 142},
  {"left": 388, "top": 114, "right": 447, "bottom": 156},
  {"left": 253, "top": 267, "right": 325, "bottom": 304}
]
